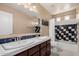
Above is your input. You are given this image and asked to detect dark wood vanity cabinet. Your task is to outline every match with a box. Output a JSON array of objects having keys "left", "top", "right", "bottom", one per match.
[
  {"left": 28, "top": 45, "right": 40, "bottom": 56},
  {"left": 40, "top": 40, "right": 51, "bottom": 56},
  {"left": 40, "top": 47, "right": 47, "bottom": 56},
  {"left": 15, "top": 49, "right": 28, "bottom": 56},
  {"left": 15, "top": 40, "right": 51, "bottom": 56},
  {"left": 46, "top": 40, "right": 51, "bottom": 55}
]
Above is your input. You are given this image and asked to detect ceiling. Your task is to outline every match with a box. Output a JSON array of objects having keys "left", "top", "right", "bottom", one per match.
[
  {"left": 40, "top": 3, "right": 79, "bottom": 15},
  {"left": 1, "top": 3, "right": 79, "bottom": 17},
  {"left": 0, "top": 3, "right": 39, "bottom": 18},
  {"left": 0, "top": 3, "right": 52, "bottom": 19}
]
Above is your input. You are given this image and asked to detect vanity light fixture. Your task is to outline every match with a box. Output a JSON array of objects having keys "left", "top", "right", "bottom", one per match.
[
  {"left": 29, "top": 8, "right": 33, "bottom": 11},
  {"left": 76, "top": 13, "right": 79, "bottom": 19},
  {"left": 64, "top": 15, "right": 70, "bottom": 20},
  {"left": 17, "top": 3, "right": 37, "bottom": 12},
  {"left": 24, "top": 4, "right": 28, "bottom": 8},
  {"left": 33, "top": 6, "right": 36, "bottom": 9},
  {"left": 17, "top": 3, "right": 22, "bottom": 5},
  {"left": 56, "top": 17, "right": 61, "bottom": 22}
]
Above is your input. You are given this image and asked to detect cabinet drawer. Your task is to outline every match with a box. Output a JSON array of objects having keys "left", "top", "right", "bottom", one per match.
[
  {"left": 32, "top": 52, "right": 39, "bottom": 56},
  {"left": 40, "top": 42, "right": 46, "bottom": 48},
  {"left": 15, "top": 50, "right": 28, "bottom": 56},
  {"left": 28, "top": 45, "right": 39, "bottom": 55},
  {"left": 46, "top": 44, "right": 51, "bottom": 56}
]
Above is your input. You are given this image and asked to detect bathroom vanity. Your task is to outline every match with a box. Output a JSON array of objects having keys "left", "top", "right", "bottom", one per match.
[
  {"left": 15, "top": 40, "right": 51, "bottom": 56},
  {"left": 0, "top": 33, "right": 51, "bottom": 56}
]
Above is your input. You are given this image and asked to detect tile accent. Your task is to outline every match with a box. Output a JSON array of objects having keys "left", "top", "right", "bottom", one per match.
[{"left": 55, "top": 24, "right": 77, "bottom": 43}]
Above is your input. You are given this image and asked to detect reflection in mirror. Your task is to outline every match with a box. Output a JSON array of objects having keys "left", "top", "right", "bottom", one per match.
[{"left": 0, "top": 11, "right": 13, "bottom": 36}]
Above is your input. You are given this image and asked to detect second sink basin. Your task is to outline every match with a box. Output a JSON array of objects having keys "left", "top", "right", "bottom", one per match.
[{"left": 1, "top": 39, "right": 34, "bottom": 50}]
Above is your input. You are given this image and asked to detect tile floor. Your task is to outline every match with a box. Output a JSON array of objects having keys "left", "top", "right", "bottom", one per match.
[{"left": 50, "top": 41, "right": 79, "bottom": 56}]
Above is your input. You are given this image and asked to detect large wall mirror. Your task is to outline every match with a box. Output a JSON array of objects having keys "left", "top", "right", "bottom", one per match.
[{"left": 0, "top": 11, "right": 13, "bottom": 35}]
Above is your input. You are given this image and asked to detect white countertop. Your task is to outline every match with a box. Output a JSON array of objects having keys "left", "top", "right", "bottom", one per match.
[{"left": 0, "top": 36, "right": 50, "bottom": 56}]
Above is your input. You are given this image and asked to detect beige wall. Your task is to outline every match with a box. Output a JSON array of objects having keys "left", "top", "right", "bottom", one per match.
[
  {"left": 35, "top": 4, "right": 51, "bottom": 36},
  {"left": 36, "top": 4, "right": 52, "bottom": 20},
  {"left": 0, "top": 5, "right": 35, "bottom": 34},
  {"left": 36, "top": 4, "right": 51, "bottom": 36},
  {"left": 41, "top": 26, "right": 49, "bottom": 36},
  {"left": 0, "top": 4, "right": 51, "bottom": 36}
]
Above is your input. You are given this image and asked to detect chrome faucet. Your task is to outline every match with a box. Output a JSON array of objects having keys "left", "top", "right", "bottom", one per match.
[{"left": 15, "top": 37, "right": 17, "bottom": 41}]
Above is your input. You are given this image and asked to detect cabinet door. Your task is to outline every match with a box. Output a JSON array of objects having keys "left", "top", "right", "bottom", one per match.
[
  {"left": 46, "top": 44, "right": 51, "bottom": 56},
  {"left": 28, "top": 45, "right": 39, "bottom": 56},
  {"left": 40, "top": 47, "right": 47, "bottom": 56},
  {"left": 46, "top": 40, "right": 51, "bottom": 56}
]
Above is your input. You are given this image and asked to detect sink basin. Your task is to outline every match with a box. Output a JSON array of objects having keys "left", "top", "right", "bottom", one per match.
[
  {"left": 38, "top": 36, "right": 48, "bottom": 39},
  {"left": 31, "top": 36, "right": 48, "bottom": 42},
  {"left": 1, "top": 39, "right": 34, "bottom": 50},
  {"left": 1, "top": 36, "right": 49, "bottom": 50}
]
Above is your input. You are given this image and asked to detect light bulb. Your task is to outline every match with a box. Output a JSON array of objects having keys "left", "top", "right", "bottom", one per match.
[
  {"left": 29, "top": 8, "right": 33, "bottom": 11},
  {"left": 64, "top": 15, "right": 70, "bottom": 20},
  {"left": 56, "top": 18, "right": 61, "bottom": 22},
  {"left": 33, "top": 6, "right": 36, "bottom": 9},
  {"left": 17, "top": 3, "right": 21, "bottom": 5},
  {"left": 24, "top": 5, "right": 28, "bottom": 8},
  {"left": 28, "top": 3, "right": 31, "bottom": 5}
]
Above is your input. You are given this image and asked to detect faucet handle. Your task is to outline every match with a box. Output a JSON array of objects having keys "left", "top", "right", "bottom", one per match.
[
  {"left": 14, "top": 37, "right": 17, "bottom": 41},
  {"left": 18, "top": 36, "right": 22, "bottom": 41}
]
